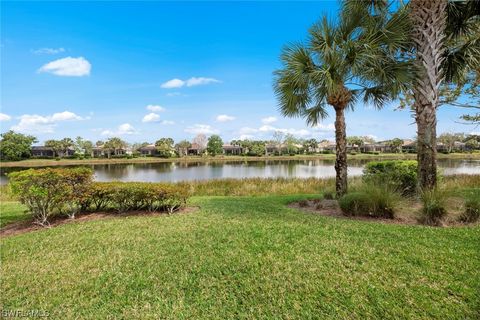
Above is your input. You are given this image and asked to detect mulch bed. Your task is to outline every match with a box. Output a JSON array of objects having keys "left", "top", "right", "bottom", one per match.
[
  {"left": 0, "top": 206, "right": 199, "bottom": 238},
  {"left": 289, "top": 199, "right": 421, "bottom": 226}
]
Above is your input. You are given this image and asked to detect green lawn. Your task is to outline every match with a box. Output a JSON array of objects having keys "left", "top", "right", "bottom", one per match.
[
  {"left": 1, "top": 196, "right": 479, "bottom": 319},
  {"left": 0, "top": 202, "right": 29, "bottom": 227}
]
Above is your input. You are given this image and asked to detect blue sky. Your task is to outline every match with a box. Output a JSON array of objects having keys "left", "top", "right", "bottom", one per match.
[{"left": 0, "top": 1, "right": 476, "bottom": 144}]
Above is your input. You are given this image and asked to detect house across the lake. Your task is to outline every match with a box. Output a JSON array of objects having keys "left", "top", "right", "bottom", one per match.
[
  {"left": 31, "top": 146, "right": 75, "bottom": 158},
  {"left": 222, "top": 144, "right": 243, "bottom": 155},
  {"left": 139, "top": 144, "right": 157, "bottom": 156}
]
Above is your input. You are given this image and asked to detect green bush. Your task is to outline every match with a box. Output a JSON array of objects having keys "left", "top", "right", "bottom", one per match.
[
  {"left": 8, "top": 168, "right": 191, "bottom": 226},
  {"left": 87, "top": 182, "right": 190, "bottom": 214},
  {"left": 459, "top": 190, "right": 480, "bottom": 223},
  {"left": 363, "top": 160, "right": 417, "bottom": 195},
  {"left": 9, "top": 167, "right": 93, "bottom": 225},
  {"left": 419, "top": 188, "right": 447, "bottom": 226},
  {"left": 339, "top": 184, "right": 399, "bottom": 219}
]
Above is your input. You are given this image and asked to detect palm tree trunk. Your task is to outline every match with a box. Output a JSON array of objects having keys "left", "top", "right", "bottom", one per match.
[
  {"left": 334, "top": 107, "right": 348, "bottom": 197},
  {"left": 410, "top": 0, "right": 447, "bottom": 190}
]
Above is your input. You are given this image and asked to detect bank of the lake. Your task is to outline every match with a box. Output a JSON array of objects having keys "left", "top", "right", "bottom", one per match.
[{"left": 1, "top": 152, "right": 480, "bottom": 168}]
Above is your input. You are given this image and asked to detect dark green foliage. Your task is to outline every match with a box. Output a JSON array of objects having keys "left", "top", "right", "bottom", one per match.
[
  {"left": 459, "top": 189, "right": 480, "bottom": 223},
  {"left": 363, "top": 160, "right": 418, "bottom": 195},
  {"left": 339, "top": 184, "right": 399, "bottom": 219},
  {"left": 207, "top": 135, "right": 223, "bottom": 156},
  {"left": 0, "top": 131, "right": 37, "bottom": 161}
]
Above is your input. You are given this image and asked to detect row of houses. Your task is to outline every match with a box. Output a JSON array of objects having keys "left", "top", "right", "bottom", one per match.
[{"left": 30, "top": 139, "right": 471, "bottom": 158}]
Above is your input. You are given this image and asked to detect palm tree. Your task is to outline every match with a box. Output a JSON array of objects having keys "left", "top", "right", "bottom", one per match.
[
  {"left": 409, "top": 0, "right": 479, "bottom": 190},
  {"left": 274, "top": 1, "right": 412, "bottom": 196}
]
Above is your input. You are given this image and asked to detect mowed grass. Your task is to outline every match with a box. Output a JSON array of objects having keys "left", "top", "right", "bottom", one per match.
[
  {"left": 1, "top": 196, "right": 479, "bottom": 319},
  {"left": 0, "top": 202, "right": 28, "bottom": 227}
]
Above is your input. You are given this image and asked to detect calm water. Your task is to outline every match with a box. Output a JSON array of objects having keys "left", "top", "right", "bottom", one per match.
[{"left": 1, "top": 159, "right": 479, "bottom": 185}]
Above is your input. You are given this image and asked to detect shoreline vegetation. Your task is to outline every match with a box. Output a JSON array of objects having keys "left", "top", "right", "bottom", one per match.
[{"left": 1, "top": 152, "right": 479, "bottom": 168}]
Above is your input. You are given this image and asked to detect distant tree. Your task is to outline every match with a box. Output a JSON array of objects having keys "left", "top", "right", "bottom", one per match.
[
  {"left": 465, "top": 138, "right": 479, "bottom": 150},
  {"left": 347, "top": 136, "right": 364, "bottom": 152},
  {"left": 0, "top": 131, "right": 37, "bottom": 161},
  {"left": 155, "top": 138, "right": 175, "bottom": 158},
  {"left": 438, "top": 132, "right": 465, "bottom": 153},
  {"left": 284, "top": 134, "right": 299, "bottom": 154},
  {"left": 249, "top": 141, "right": 266, "bottom": 156},
  {"left": 175, "top": 140, "right": 192, "bottom": 157},
  {"left": 75, "top": 136, "right": 93, "bottom": 157},
  {"left": 192, "top": 134, "right": 207, "bottom": 151},
  {"left": 389, "top": 138, "right": 404, "bottom": 153},
  {"left": 104, "top": 137, "right": 127, "bottom": 157},
  {"left": 303, "top": 138, "right": 318, "bottom": 154},
  {"left": 44, "top": 138, "right": 73, "bottom": 157},
  {"left": 272, "top": 131, "right": 284, "bottom": 155},
  {"left": 207, "top": 135, "right": 223, "bottom": 156},
  {"left": 95, "top": 140, "right": 104, "bottom": 147}
]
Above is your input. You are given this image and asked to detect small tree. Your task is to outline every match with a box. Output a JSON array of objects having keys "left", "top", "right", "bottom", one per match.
[
  {"left": 389, "top": 138, "right": 404, "bottom": 153},
  {"left": 207, "top": 135, "right": 223, "bottom": 156},
  {"left": 155, "top": 138, "right": 175, "bottom": 158},
  {"left": 175, "top": 140, "right": 192, "bottom": 157},
  {"left": 192, "top": 134, "right": 208, "bottom": 153},
  {"left": 284, "top": 134, "right": 299, "bottom": 154},
  {"left": 0, "top": 130, "right": 37, "bottom": 161},
  {"left": 303, "top": 138, "right": 318, "bottom": 154}
]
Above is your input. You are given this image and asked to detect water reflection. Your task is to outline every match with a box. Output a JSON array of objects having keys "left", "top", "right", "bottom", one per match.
[{"left": 1, "top": 159, "right": 478, "bottom": 184}]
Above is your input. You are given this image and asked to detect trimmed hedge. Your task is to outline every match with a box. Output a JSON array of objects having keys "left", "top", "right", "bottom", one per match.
[
  {"left": 363, "top": 160, "right": 417, "bottom": 195},
  {"left": 9, "top": 168, "right": 190, "bottom": 226}
]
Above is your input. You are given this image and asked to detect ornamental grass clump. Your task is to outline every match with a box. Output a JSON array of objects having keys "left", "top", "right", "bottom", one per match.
[
  {"left": 459, "top": 190, "right": 480, "bottom": 223},
  {"left": 339, "top": 184, "right": 400, "bottom": 219},
  {"left": 418, "top": 188, "right": 448, "bottom": 226}
]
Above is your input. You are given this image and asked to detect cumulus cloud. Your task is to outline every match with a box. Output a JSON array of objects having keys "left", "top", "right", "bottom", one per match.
[
  {"left": 258, "top": 125, "right": 310, "bottom": 137},
  {"left": 239, "top": 127, "right": 258, "bottom": 135},
  {"left": 239, "top": 134, "right": 255, "bottom": 140},
  {"left": 146, "top": 104, "right": 166, "bottom": 112},
  {"left": 261, "top": 116, "right": 277, "bottom": 124},
  {"left": 101, "top": 123, "right": 138, "bottom": 136},
  {"left": 38, "top": 56, "right": 91, "bottom": 76},
  {"left": 216, "top": 114, "right": 235, "bottom": 122},
  {"left": 184, "top": 124, "right": 219, "bottom": 135},
  {"left": 33, "top": 47, "right": 65, "bottom": 55},
  {"left": 313, "top": 123, "right": 335, "bottom": 132},
  {"left": 11, "top": 111, "right": 86, "bottom": 134},
  {"left": 0, "top": 113, "right": 11, "bottom": 121},
  {"left": 161, "top": 77, "right": 220, "bottom": 89},
  {"left": 142, "top": 113, "right": 161, "bottom": 123}
]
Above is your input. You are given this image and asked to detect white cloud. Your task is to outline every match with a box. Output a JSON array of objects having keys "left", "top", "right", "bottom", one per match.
[
  {"left": 0, "top": 113, "right": 11, "bottom": 121},
  {"left": 161, "top": 77, "right": 220, "bottom": 89},
  {"left": 101, "top": 123, "right": 138, "bottom": 136},
  {"left": 50, "top": 111, "right": 83, "bottom": 121},
  {"left": 11, "top": 111, "right": 85, "bottom": 134},
  {"left": 146, "top": 104, "right": 166, "bottom": 112},
  {"left": 313, "top": 123, "right": 335, "bottom": 132},
  {"left": 33, "top": 47, "right": 65, "bottom": 55},
  {"left": 38, "top": 56, "right": 91, "bottom": 77},
  {"left": 142, "top": 113, "right": 161, "bottom": 123},
  {"left": 216, "top": 114, "right": 235, "bottom": 122},
  {"left": 261, "top": 116, "right": 277, "bottom": 124},
  {"left": 258, "top": 124, "right": 310, "bottom": 137},
  {"left": 161, "top": 78, "right": 185, "bottom": 89},
  {"left": 186, "top": 77, "right": 220, "bottom": 87},
  {"left": 184, "top": 124, "right": 219, "bottom": 135},
  {"left": 161, "top": 120, "right": 175, "bottom": 125},
  {"left": 239, "top": 134, "right": 255, "bottom": 140}
]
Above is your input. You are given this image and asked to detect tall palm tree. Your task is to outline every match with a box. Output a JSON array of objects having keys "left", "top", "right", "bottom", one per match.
[
  {"left": 274, "top": 1, "right": 412, "bottom": 196},
  {"left": 409, "top": 0, "right": 479, "bottom": 190}
]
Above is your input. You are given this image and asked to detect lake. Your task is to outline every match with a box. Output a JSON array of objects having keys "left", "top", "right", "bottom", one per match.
[{"left": 1, "top": 159, "right": 479, "bottom": 185}]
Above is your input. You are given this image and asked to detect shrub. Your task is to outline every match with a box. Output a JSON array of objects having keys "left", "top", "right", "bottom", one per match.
[
  {"left": 87, "top": 182, "right": 190, "bottom": 214},
  {"left": 9, "top": 167, "right": 93, "bottom": 225},
  {"left": 339, "top": 184, "right": 399, "bottom": 219},
  {"left": 418, "top": 188, "right": 447, "bottom": 226},
  {"left": 363, "top": 160, "right": 417, "bottom": 195},
  {"left": 459, "top": 190, "right": 480, "bottom": 223}
]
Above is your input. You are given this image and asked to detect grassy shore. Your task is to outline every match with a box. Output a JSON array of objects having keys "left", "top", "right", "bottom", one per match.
[
  {"left": 1, "top": 195, "right": 479, "bottom": 319},
  {"left": 1, "top": 152, "right": 479, "bottom": 167}
]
